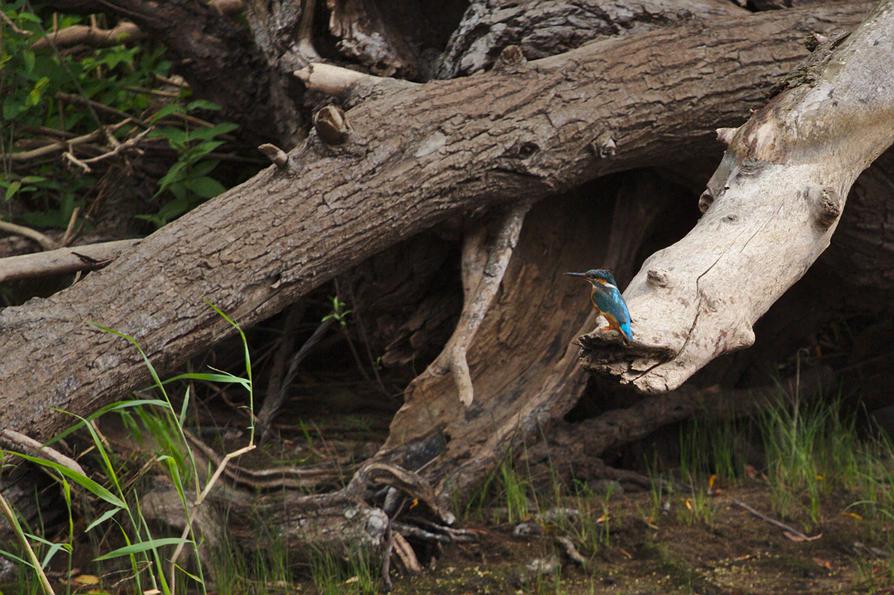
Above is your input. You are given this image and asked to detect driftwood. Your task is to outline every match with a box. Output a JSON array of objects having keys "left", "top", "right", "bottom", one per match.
[{"left": 584, "top": 0, "right": 894, "bottom": 392}]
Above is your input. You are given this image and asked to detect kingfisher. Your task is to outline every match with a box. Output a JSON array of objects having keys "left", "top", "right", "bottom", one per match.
[{"left": 566, "top": 269, "right": 633, "bottom": 343}]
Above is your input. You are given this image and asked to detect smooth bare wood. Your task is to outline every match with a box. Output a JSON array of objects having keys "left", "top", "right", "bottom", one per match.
[{"left": 0, "top": 239, "right": 139, "bottom": 283}]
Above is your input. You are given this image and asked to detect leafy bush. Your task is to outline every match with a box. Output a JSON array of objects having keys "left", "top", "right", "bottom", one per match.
[{"left": 0, "top": 2, "right": 239, "bottom": 230}]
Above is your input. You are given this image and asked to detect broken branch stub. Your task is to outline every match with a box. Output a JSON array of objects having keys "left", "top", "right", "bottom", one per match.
[{"left": 585, "top": 1, "right": 894, "bottom": 393}]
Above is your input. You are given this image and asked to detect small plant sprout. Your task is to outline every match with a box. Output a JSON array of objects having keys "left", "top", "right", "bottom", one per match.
[{"left": 322, "top": 295, "right": 352, "bottom": 328}]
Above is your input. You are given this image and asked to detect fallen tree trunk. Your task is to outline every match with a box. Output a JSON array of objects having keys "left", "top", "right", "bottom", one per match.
[
  {"left": 585, "top": 0, "right": 894, "bottom": 392},
  {"left": 0, "top": 2, "right": 865, "bottom": 444}
]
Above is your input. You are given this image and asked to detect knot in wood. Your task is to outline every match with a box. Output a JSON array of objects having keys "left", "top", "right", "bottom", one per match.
[
  {"left": 809, "top": 185, "right": 841, "bottom": 228},
  {"left": 313, "top": 104, "right": 350, "bottom": 145},
  {"left": 515, "top": 141, "right": 540, "bottom": 160},
  {"left": 647, "top": 269, "right": 669, "bottom": 288},
  {"left": 698, "top": 189, "right": 714, "bottom": 214},
  {"left": 589, "top": 132, "right": 616, "bottom": 159},
  {"left": 494, "top": 45, "right": 527, "bottom": 72}
]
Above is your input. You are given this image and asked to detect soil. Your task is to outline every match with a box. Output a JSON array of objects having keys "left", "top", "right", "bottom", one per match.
[{"left": 383, "top": 484, "right": 892, "bottom": 594}]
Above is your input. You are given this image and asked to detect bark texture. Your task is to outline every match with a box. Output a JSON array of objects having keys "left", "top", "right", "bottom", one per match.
[
  {"left": 584, "top": 0, "right": 894, "bottom": 392},
  {"left": 436, "top": 0, "right": 744, "bottom": 78}
]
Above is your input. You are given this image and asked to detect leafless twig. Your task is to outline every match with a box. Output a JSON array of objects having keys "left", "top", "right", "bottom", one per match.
[
  {"left": 0, "top": 220, "right": 58, "bottom": 251},
  {"left": 733, "top": 499, "right": 822, "bottom": 542},
  {"left": 0, "top": 11, "right": 32, "bottom": 36}
]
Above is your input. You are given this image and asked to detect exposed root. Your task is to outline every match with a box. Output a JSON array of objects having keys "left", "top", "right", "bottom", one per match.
[{"left": 431, "top": 204, "right": 531, "bottom": 406}]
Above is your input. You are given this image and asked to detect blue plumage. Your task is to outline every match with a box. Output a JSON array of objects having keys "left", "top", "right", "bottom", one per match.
[{"left": 566, "top": 269, "right": 634, "bottom": 343}]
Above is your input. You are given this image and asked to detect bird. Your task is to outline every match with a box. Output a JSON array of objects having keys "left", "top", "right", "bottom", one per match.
[{"left": 566, "top": 269, "right": 633, "bottom": 343}]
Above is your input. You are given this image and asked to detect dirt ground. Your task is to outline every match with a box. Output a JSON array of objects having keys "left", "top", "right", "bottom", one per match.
[{"left": 384, "top": 485, "right": 892, "bottom": 594}]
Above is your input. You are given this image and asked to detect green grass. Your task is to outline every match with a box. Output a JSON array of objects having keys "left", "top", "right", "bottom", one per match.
[
  {"left": 0, "top": 305, "right": 255, "bottom": 594},
  {"left": 499, "top": 461, "right": 532, "bottom": 524},
  {"left": 309, "top": 547, "right": 378, "bottom": 595}
]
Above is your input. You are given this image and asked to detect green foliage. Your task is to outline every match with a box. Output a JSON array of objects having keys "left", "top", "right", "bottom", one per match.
[
  {"left": 0, "top": 305, "right": 255, "bottom": 593},
  {"left": 0, "top": 3, "right": 238, "bottom": 229},
  {"left": 139, "top": 107, "right": 237, "bottom": 226},
  {"left": 323, "top": 296, "right": 353, "bottom": 328},
  {"left": 310, "top": 547, "right": 378, "bottom": 595},
  {"left": 499, "top": 461, "right": 531, "bottom": 524}
]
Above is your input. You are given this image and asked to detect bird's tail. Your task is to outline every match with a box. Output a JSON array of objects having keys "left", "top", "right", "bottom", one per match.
[{"left": 621, "top": 322, "right": 633, "bottom": 343}]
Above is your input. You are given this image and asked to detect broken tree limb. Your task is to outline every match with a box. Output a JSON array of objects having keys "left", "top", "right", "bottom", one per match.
[
  {"left": 0, "top": 239, "right": 140, "bottom": 283},
  {"left": 585, "top": 1, "right": 894, "bottom": 393},
  {"left": 31, "top": 20, "right": 143, "bottom": 50}
]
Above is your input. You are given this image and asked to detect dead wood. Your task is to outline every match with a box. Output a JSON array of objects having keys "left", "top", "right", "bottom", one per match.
[
  {"left": 31, "top": 21, "right": 143, "bottom": 50},
  {"left": 0, "top": 5, "right": 864, "bottom": 444},
  {"left": 586, "top": 1, "right": 894, "bottom": 392},
  {"left": 0, "top": 239, "right": 140, "bottom": 283},
  {"left": 437, "top": 0, "right": 745, "bottom": 78}
]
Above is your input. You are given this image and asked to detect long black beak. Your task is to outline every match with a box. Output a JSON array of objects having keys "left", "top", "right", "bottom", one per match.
[{"left": 565, "top": 272, "right": 587, "bottom": 277}]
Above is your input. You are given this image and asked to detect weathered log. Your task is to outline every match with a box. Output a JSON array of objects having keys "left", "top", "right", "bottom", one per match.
[
  {"left": 0, "top": 3, "right": 866, "bottom": 442},
  {"left": 436, "top": 0, "right": 744, "bottom": 78},
  {"left": 584, "top": 0, "right": 894, "bottom": 393}
]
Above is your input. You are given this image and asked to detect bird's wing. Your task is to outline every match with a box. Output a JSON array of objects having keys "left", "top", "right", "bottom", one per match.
[{"left": 594, "top": 286, "right": 632, "bottom": 326}]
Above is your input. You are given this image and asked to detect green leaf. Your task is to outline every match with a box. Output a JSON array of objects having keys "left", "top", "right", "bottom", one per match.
[
  {"left": 94, "top": 537, "right": 191, "bottom": 561},
  {"left": 26, "top": 77, "right": 49, "bottom": 107},
  {"left": 162, "top": 371, "right": 250, "bottom": 388},
  {"left": 185, "top": 176, "right": 225, "bottom": 199},
  {"left": 22, "top": 50, "right": 35, "bottom": 74},
  {"left": 0, "top": 549, "right": 33, "bottom": 569},
  {"left": 4, "top": 180, "right": 21, "bottom": 201},
  {"left": 85, "top": 507, "right": 123, "bottom": 533},
  {"left": 191, "top": 122, "right": 238, "bottom": 141},
  {"left": 3, "top": 95, "right": 27, "bottom": 120},
  {"left": 186, "top": 99, "right": 221, "bottom": 112},
  {"left": 4, "top": 451, "right": 126, "bottom": 509},
  {"left": 189, "top": 159, "right": 219, "bottom": 178},
  {"left": 151, "top": 126, "right": 190, "bottom": 147},
  {"left": 179, "top": 386, "right": 191, "bottom": 428},
  {"left": 149, "top": 103, "right": 185, "bottom": 123},
  {"left": 49, "top": 399, "right": 169, "bottom": 444}
]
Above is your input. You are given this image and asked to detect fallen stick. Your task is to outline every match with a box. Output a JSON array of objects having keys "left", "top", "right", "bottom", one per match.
[
  {"left": 0, "top": 238, "right": 140, "bottom": 283},
  {"left": 733, "top": 499, "right": 822, "bottom": 542}
]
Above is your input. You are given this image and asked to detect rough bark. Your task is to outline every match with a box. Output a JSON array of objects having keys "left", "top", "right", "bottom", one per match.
[
  {"left": 0, "top": 4, "right": 866, "bottom": 445},
  {"left": 584, "top": 0, "right": 894, "bottom": 393},
  {"left": 436, "top": 0, "right": 744, "bottom": 78}
]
